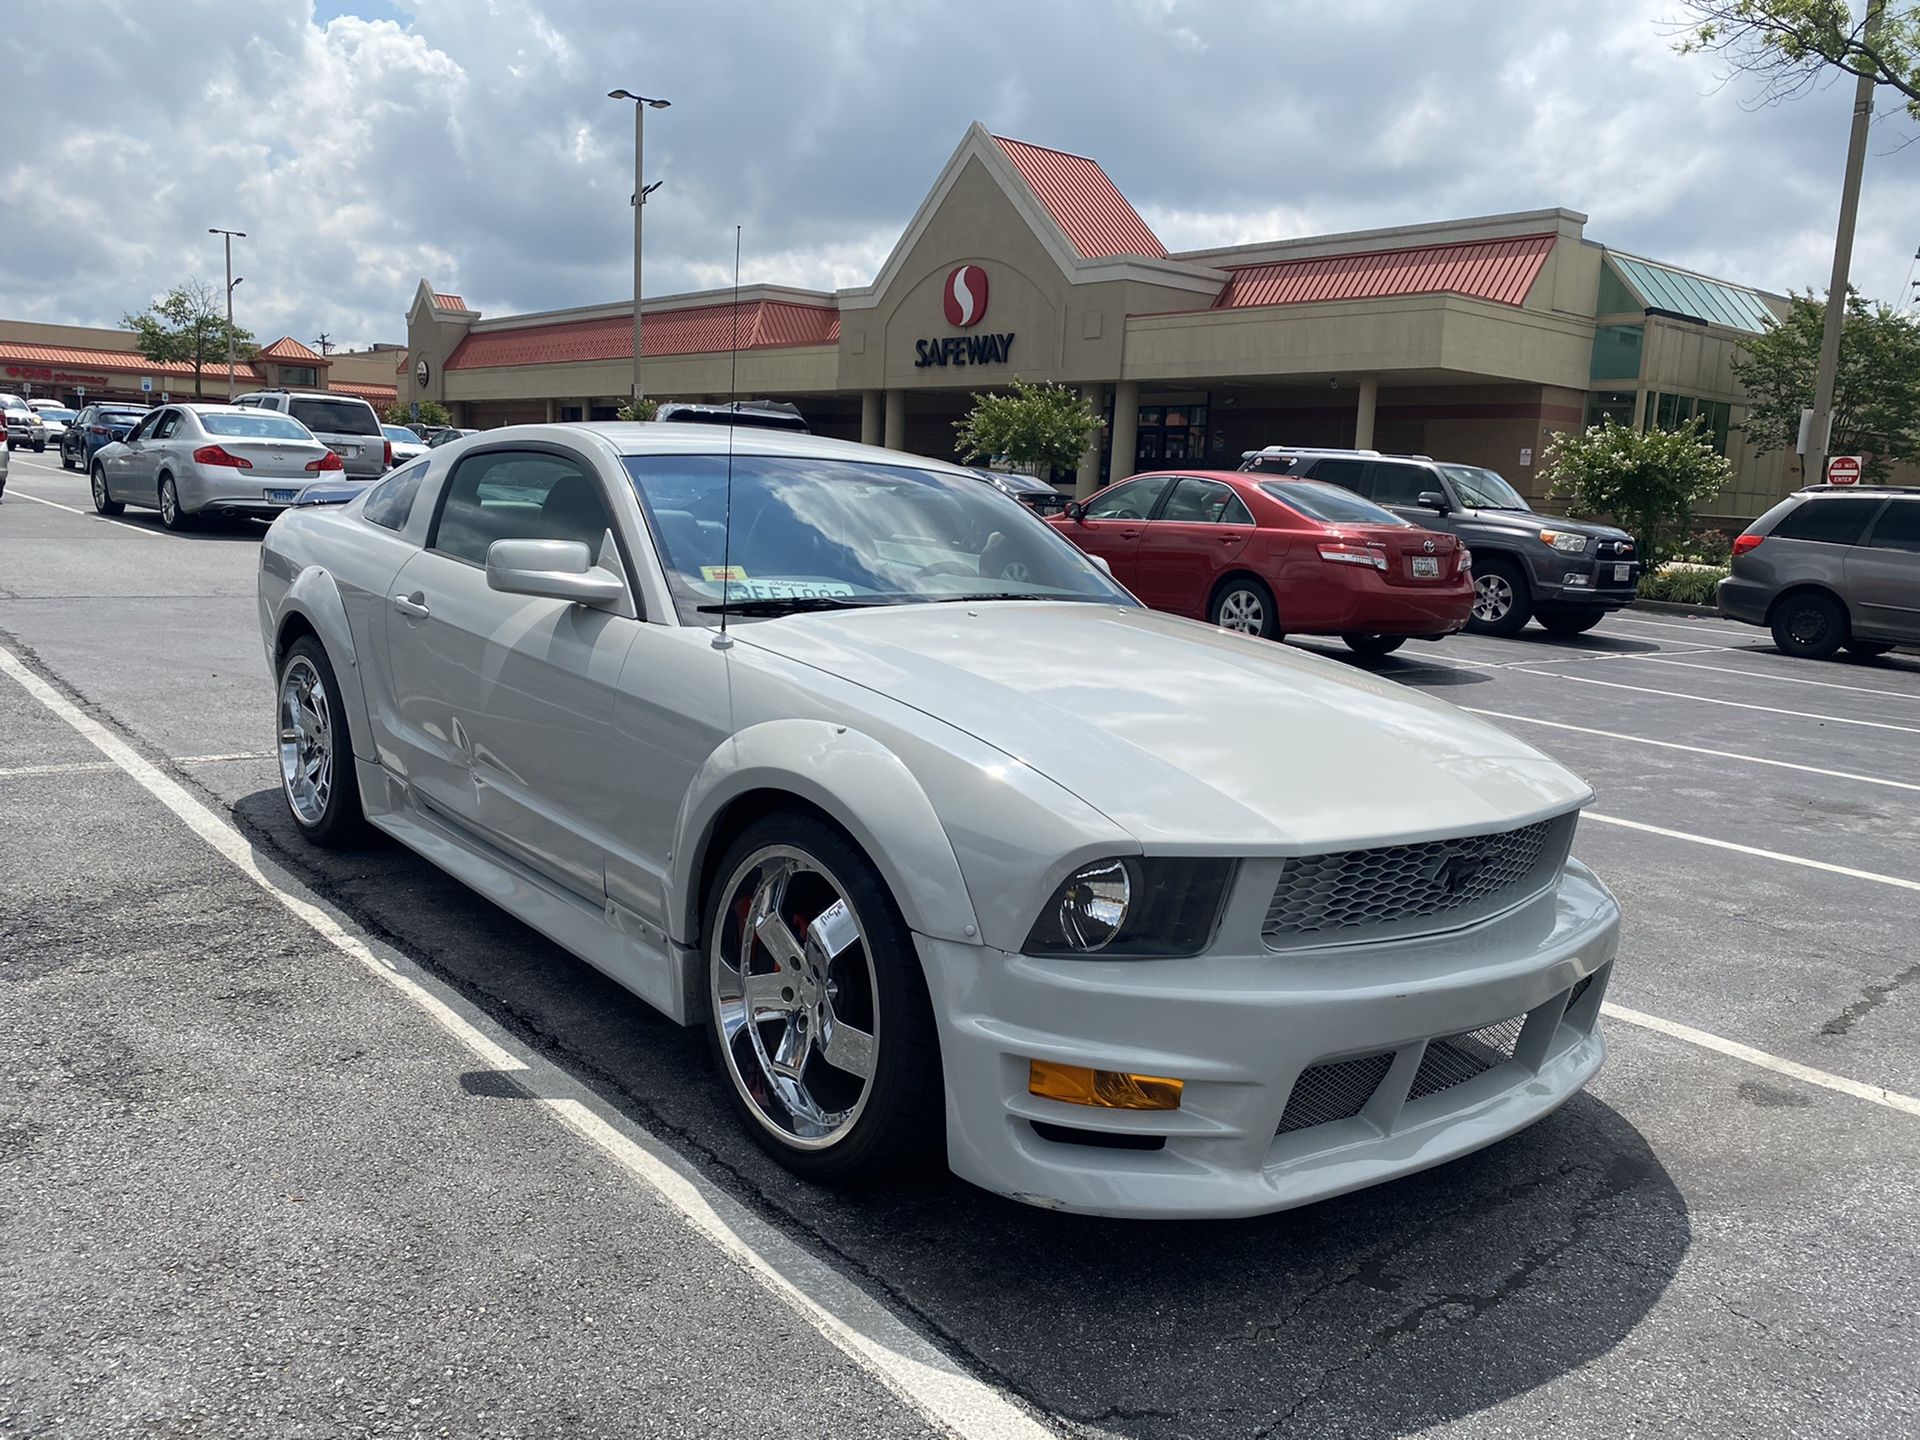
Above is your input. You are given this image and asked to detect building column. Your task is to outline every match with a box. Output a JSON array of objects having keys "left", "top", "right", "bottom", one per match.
[
  {"left": 1108, "top": 381, "right": 1140, "bottom": 482},
  {"left": 544, "top": 398, "right": 558, "bottom": 423},
  {"left": 883, "top": 389, "right": 906, "bottom": 451},
  {"left": 1354, "top": 376, "right": 1379, "bottom": 450},
  {"left": 1075, "top": 382, "right": 1107, "bottom": 498},
  {"left": 860, "top": 390, "right": 883, "bottom": 447}
]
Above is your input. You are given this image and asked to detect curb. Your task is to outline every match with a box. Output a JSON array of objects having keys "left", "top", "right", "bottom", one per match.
[{"left": 1631, "top": 598, "right": 1724, "bottom": 617}]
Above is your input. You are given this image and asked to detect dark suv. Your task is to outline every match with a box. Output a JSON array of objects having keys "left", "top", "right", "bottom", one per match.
[
  {"left": 1240, "top": 448, "right": 1638, "bottom": 636},
  {"left": 1718, "top": 486, "right": 1919, "bottom": 659}
]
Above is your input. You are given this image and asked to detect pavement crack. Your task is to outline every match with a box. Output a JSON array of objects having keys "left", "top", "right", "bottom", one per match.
[{"left": 1820, "top": 959, "right": 1920, "bottom": 1036}]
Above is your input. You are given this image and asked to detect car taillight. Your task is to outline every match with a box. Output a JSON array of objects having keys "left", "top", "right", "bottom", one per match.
[
  {"left": 384, "top": 439, "right": 395, "bottom": 469},
  {"left": 1456, "top": 546, "right": 1473, "bottom": 574},
  {"left": 1316, "top": 539, "right": 1389, "bottom": 571},
  {"left": 305, "top": 450, "right": 344, "bottom": 472},
  {"left": 91, "top": 425, "right": 108, "bottom": 435},
  {"left": 192, "top": 445, "right": 252, "bottom": 469},
  {"left": 1732, "top": 534, "right": 1764, "bottom": 556}
]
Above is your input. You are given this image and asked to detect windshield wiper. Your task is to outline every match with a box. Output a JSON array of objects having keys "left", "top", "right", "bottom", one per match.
[
  {"left": 696, "top": 595, "right": 890, "bottom": 617},
  {"left": 921, "top": 592, "right": 1054, "bottom": 604}
]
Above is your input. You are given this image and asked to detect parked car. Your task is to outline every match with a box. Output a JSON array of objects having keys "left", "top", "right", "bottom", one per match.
[
  {"left": 61, "top": 404, "right": 149, "bottom": 470},
  {"left": 1051, "top": 470, "right": 1472, "bottom": 656},
  {"left": 970, "top": 467, "right": 1068, "bottom": 516},
  {"left": 256, "top": 423, "right": 1618, "bottom": 1217},
  {"left": 231, "top": 389, "right": 390, "bottom": 478},
  {"left": 0, "top": 439, "right": 10, "bottom": 500},
  {"left": 27, "top": 399, "right": 67, "bottom": 414},
  {"left": 1240, "top": 448, "right": 1638, "bottom": 637},
  {"left": 34, "top": 406, "right": 77, "bottom": 446},
  {"left": 90, "top": 403, "right": 343, "bottom": 529},
  {"left": 1718, "top": 485, "right": 1920, "bottom": 659},
  {"left": 382, "top": 424, "right": 429, "bottom": 466},
  {"left": 426, "top": 426, "right": 479, "bottom": 448},
  {"left": 654, "top": 399, "right": 810, "bottom": 432},
  {"left": 3, "top": 395, "right": 47, "bottom": 452}
]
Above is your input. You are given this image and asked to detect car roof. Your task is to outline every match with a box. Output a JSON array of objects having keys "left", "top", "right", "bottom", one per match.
[
  {"left": 548, "top": 421, "right": 982, "bottom": 477},
  {"left": 181, "top": 403, "right": 275, "bottom": 415}
]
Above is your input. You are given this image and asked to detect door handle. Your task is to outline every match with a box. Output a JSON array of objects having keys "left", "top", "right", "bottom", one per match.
[
  {"left": 392, "top": 591, "right": 431, "bottom": 619},
  {"left": 1118, "top": 529, "right": 1141, "bottom": 539}
]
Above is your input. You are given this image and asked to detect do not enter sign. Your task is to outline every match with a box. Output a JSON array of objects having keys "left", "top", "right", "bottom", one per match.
[{"left": 1827, "top": 455, "right": 1863, "bottom": 485}]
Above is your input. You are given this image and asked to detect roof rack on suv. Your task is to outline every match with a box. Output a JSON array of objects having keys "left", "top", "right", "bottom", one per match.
[
  {"left": 1795, "top": 483, "right": 1920, "bottom": 494},
  {"left": 1242, "top": 445, "right": 1383, "bottom": 459}
]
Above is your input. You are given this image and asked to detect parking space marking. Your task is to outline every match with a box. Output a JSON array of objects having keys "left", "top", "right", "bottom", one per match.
[
  {"left": 1601, "top": 1003, "right": 1920, "bottom": 1119},
  {"left": 175, "top": 750, "right": 274, "bottom": 764},
  {"left": 0, "top": 640, "right": 1055, "bottom": 1440},
  {"left": 0, "top": 759, "right": 119, "bottom": 779},
  {"left": 1466, "top": 709, "right": 1920, "bottom": 793},
  {"left": 1621, "top": 654, "right": 1920, "bottom": 701},
  {"left": 1528, "top": 671, "right": 1920, "bottom": 735},
  {"left": 1584, "top": 812, "right": 1920, "bottom": 893},
  {"left": 1602, "top": 614, "right": 1763, "bottom": 642},
  {"left": 8, "top": 489, "right": 170, "bottom": 540}
]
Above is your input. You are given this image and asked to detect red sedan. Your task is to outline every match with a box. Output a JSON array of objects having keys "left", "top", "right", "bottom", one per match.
[{"left": 1049, "top": 470, "right": 1473, "bottom": 655}]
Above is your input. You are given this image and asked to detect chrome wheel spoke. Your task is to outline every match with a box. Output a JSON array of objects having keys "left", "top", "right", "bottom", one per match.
[
  {"left": 819, "top": 1009, "right": 875, "bottom": 1080},
  {"left": 742, "top": 965, "right": 795, "bottom": 1016},
  {"left": 277, "top": 657, "right": 335, "bottom": 827}
]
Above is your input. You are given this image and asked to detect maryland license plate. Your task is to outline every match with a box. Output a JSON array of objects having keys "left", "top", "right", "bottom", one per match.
[
  {"left": 265, "top": 488, "right": 298, "bottom": 503},
  {"left": 1411, "top": 556, "right": 1441, "bottom": 578}
]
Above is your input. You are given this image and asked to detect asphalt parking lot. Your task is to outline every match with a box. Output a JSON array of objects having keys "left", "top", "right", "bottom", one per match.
[{"left": 3, "top": 444, "right": 1917, "bottom": 1440}]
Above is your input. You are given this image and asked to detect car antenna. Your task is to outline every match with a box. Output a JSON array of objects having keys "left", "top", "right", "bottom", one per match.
[{"left": 714, "top": 224, "right": 742, "bottom": 650}]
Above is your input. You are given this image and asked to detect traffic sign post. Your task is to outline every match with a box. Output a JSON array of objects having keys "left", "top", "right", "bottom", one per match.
[{"left": 1826, "top": 455, "right": 1862, "bottom": 486}]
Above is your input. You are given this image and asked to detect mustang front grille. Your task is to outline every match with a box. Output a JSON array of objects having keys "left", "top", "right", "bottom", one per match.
[
  {"left": 1274, "top": 1052, "right": 1394, "bottom": 1135},
  {"left": 1261, "top": 812, "right": 1578, "bottom": 949}
]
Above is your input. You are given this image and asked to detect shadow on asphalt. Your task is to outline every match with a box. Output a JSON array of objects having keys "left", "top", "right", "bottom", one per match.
[
  {"left": 231, "top": 786, "right": 1688, "bottom": 1440},
  {"left": 107, "top": 514, "right": 269, "bottom": 542}
]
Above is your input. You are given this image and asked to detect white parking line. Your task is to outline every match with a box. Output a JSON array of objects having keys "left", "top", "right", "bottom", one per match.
[
  {"left": 1623, "top": 654, "right": 1920, "bottom": 701},
  {"left": 1602, "top": 614, "right": 1761, "bottom": 643},
  {"left": 0, "top": 759, "right": 118, "bottom": 779},
  {"left": 0, "top": 640, "right": 1054, "bottom": 1440},
  {"left": 1583, "top": 812, "right": 1920, "bottom": 893},
  {"left": 1528, "top": 671, "right": 1920, "bottom": 735},
  {"left": 176, "top": 750, "right": 273, "bottom": 764},
  {"left": 1466, "top": 710, "right": 1920, "bottom": 793},
  {"left": 8, "top": 489, "right": 169, "bottom": 539}
]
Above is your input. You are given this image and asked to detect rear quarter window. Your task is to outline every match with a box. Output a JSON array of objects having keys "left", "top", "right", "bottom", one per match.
[
  {"left": 1769, "top": 497, "right": 1881, "bottom": 546},
  {"left": 362, "top": 461, "right": 430, "bottom": 531}
]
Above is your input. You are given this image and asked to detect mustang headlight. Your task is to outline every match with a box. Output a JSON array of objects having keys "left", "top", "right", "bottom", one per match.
[
  {"left": 1539, "top": 529, "right": 1589, "bottom": 554},
  {"left": 1024, "top": 858, "right": 1234, "bottom": 958}
]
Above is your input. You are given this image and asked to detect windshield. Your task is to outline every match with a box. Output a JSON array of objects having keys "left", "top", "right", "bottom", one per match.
[
  {"left": 202, "top": 412, "right": 311, "bottom": 440},
  {"left": 289, "top": 398, "right": 380, "bottom": 437},
  {"left": 1260, "top": 480, "right": 1409, "bottom": 527},
  {"left": 1440, "top": 464, "right": 1530, "bottom": 510},
  {"left": 41, "top": 408, "right": 76, "bottom": 422},
  {"left": 623, "top": 453, "right": 1137, "bottom": 623}
]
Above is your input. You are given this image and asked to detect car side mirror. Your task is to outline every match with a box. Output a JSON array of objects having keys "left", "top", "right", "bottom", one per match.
[
  {"left": 486, "top": 538, "right": 626, "bottom": 608},
  {"left": 1089, "top": 554, "right": 1113, "bottom": 577},
  {"left": 1065, "top": 501, "right": 1086, "bottom": 521},
  {"left": 1416, "top": 490, "right": 1450, "bottom": 513}
]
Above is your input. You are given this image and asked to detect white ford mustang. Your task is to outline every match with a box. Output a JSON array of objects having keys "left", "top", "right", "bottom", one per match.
[{"left": 257, "top": 423, "right": 1619, "bottom": 1219}]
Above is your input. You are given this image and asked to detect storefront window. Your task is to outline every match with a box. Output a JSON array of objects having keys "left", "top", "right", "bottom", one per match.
[
  {"left": 1644, "top": 392, "right": 1732, "bottom": 454},
  {"left": 1585, "top": 391, "right": 1636, "bottom": 428},
  {"left": 1589, "top": 324, "right": 1643, "bottom": 382},
  {"left": 590, "top": 405, "right": 619, "bottom": 421},
  {"left": 1112, "top": 399, "right": 1209, "bottom": 470},
  {"left": 560, "top": 406, "right": 583, "bottom": 422}
]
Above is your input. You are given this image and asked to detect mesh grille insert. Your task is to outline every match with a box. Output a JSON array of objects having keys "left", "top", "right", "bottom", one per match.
[
  {"left": 1264, "top": 818, "right": 1562, "bottom": 946},
  {"left": 1275, "top": 1052, "right": 1394, "bottom": 1135},
  {"left": 1568, "top": 972, "right": 1595, "bottom": 1008},
  {"left": 1407, "top": 1015, "right": 1526, "bottom": 1102}
]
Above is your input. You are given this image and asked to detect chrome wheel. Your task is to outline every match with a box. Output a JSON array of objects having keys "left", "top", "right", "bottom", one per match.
[
  {"left": 278, "top": 656, "right": 335, "bottom": 827},
  {"left": 1216, "top": 587, "right": 1266, "bottom": 634},
  {"left": 159, "top": 479, "right": 180, "bottom": 527},
  {"left": 90, "top": 468, "right": 106, "bottom": 508},
  {"left": 711, "top": 845, "right": 880, "bottom": 1150},
  {"left": 1473, "top": 573, "right": 1514, "bottom": 623}
]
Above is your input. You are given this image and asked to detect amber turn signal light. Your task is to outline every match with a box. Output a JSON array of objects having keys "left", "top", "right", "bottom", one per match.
[{"left": 1028, "top": 1060, "right": 1184, "bottom": 1111}]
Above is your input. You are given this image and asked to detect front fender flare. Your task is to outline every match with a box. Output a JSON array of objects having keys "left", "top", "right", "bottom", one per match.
[
  {"left": 671, "top": 719, "right": 982, "bottom": 949},
  {"left": 281, "top": 567, "right": 377, "bottom": 762}
]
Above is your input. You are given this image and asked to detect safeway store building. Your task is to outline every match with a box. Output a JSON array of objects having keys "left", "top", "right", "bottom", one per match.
[{"left": 401, "top": 123, "right": 1798, "bottom": 519}]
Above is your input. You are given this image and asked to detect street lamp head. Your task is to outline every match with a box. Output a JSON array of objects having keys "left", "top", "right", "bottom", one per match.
[
  {"left": 232, "top": 277, "right": 244, "bottom": 289},
  {"left": 607, "top": 89, "right": 670, "bottom": 107},
  {"left": 646, "top": 97, "right": 671, "bottom": 109},
  {"left": 607, "top": 88, "right": 634, "bottom": 100}
]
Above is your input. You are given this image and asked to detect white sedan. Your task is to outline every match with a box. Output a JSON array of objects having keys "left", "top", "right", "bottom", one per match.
[{"left": 255, "top": 424, "right": 1619, "bottom": 1218}]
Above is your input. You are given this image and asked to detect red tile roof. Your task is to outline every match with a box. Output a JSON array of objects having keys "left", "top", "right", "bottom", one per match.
[
  {"left": 329, "top": 379, "right": 399, "bottom": 403},
  {"left": 431, "top": 292, "right": 468, "bottom": 310},
  {"left": 446, "top": 299, "right": 840, "bottom": 370},
  {"left": 0, "top": 340, "right": 264, "bottom": 384},
  {"left": 1213, "top": 233, "right": 1555, "bottom": 310},
  {"left": 994, "top": 136, "right": 1166, "bottom": 261},
  {"left": 257, "top": 335, "right": 329, "bottom": 364}
]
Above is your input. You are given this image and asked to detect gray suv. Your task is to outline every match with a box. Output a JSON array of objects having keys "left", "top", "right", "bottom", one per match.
[
  {"left": 1240, "top": 447, "right": 1639, "bottom": 636},
  {"left": 1718, "top": 486, "right": 1920, "bottom": 659},
  {"left": 231, "top": 390, "right": 390, "bottom": 479}
]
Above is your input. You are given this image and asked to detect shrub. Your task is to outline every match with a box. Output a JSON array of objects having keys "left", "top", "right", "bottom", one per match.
[
  {"left": 1638, "top": 564, "right": 1727, "bottom": 605},
  {"left": 1543, "top": 419, "right": 1734, "bottom": 568},
  {"left": 618, "top": 396, "right": 659, "bottom": 422},
  {"left": 954, "top": 379, "right": 1099, "bottom": 474}
]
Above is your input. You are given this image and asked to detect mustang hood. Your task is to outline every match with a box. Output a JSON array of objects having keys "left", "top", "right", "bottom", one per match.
[{"left": 738, "top": 603, "right": 1591, "bottom": 852}]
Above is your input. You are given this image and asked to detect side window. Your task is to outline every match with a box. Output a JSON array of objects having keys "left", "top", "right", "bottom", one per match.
[
  {"left": 233, "top": 396, "right": 260, "bottom": 408},
  {"left": 1085, "top": 475, "right": 1173, "bottom": 520},
  {"left": 153, "top": 409, "right": 182, "bottom": 440},
  {"left": 1771, "top": 498, "right": 1880, "bottom": 546},
  {"left": 1158, "top": 478, "right": 1249, "bottom": 525},
  {"left": 126, "top": 411, "right": 160, "bottom": 441},
  {"left": 1368, "top": 462, "right": 1435, "bottom": 507},
  {"left": 1865, "top": 498, "right": 1920, "bottom": 553},
  {"left": 362, "top": 460, "right": 430, "bottom": 532},
  {"left": 1303, "top": 457, "right": 1368, "bottom": 494},
  {"left": 431, "top": 450, "right": 614, "bottom": 567}
]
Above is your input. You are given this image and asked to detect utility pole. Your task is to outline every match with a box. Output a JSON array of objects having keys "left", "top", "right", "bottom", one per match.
[
  {"left": 607, "top": 89, "right": 670, "bottom": 409},
  {"left": 312, "top": 333, "right": 333, "bottom": 357},
  {"left": 1807, "top": 1, "right": 1882, "bottom": 486},
  {"left": 209, "top": 227, "right": 246, "bottom": 400}
]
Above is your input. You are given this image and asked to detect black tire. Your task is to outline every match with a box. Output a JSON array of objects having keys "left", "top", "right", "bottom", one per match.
[
  {"left": 90, "top": 464, "right": 123, "bottom": 516},
  {"left": 1769, "top": 591, "right": 1847, "bottom": 660},
  {"left": 157, "top": 474, "right": 192, "bottom": 531},
  {"left": 1209, "top": 574, "right": 1281, "bottom": 640},
  {"left": 61, "top": 446, "right": 77, "bottom": 471},
  {"left": 1467, "top": 556, "right": 1532, "bottom": 636},
  {"left": 276, "top": 635, "right": 366, "bottom": 846},
  {"left": 1844, "top": 639, "right": 1895, "bottom": 658},
  {"left": 704, "top": 810, "right": 943, "bottom": 1183},
  {"left": 32, "top": 440, "right": 45, "bottom": 453},
  {"left": 1341, "top": 633, "right": 1406, "bottom": 658},
  {"left": 1536, "top": 606, "right": 1606, "bottom": 636}
]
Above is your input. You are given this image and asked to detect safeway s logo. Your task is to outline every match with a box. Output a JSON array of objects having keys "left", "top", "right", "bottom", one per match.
[{"left": 943, "top": 264, "right": 989, "bottom": 328}]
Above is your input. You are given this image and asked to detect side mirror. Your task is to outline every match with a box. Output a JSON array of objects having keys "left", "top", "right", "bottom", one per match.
[
  {"left": 1416, "top": 490, "right": 1450, "bottom": 513},
  {"left": 1089, "top": 554, "right": 1113, "bottom": 577},
  {"left": 486, "top": 538, "right": 625, "bottom": 608},
  {"left": 1065, "top": 501, "right": 1086, "bottom": 521}
]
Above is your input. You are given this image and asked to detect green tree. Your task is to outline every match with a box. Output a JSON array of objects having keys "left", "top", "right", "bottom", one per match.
[
  {"left": 1544, "top": 419, "right": 1735, "bottom": 567},
  {"left": 1677, "top": 2, "right": 1920, "bottom": 116},
  {"left": 952, "top": 379, "right": 1099, "bottom": 477},
  {"left": 1732, "top": 287, "right": 1920, "bottom": 482},
  {"left": 617, "top": 396, "right": 659, "bottom": 422},
  {"left": 121, "top": 280, "right": 254, "bottom": 399},
  {"left": 384, "top": 399, "right": 451, "bottom": 428}
]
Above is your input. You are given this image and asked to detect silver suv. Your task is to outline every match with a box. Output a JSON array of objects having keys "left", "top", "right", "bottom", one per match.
[
  {"left": 1718, "top": 486, "right": 1920, "bottom": 659},
  {"left": 231, "top": 389, "right": 389, "bottom": 478}
]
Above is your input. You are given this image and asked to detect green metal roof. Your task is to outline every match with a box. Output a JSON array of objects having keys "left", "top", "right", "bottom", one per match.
[{"left": 1606, "top": 253, "right": 1777, "bottom": 333}]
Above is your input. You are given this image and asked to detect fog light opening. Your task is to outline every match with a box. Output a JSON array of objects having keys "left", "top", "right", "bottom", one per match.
[{"left": 1028, "top": 1060, "right": 1184, "bottom": 1111}]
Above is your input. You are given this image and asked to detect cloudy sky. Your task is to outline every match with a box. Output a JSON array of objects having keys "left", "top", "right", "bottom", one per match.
[{"left": 6, "top": 0, "right": 1918, "bottom": 350}]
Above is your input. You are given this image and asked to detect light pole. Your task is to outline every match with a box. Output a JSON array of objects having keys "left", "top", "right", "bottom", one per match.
[
  {"left": 607, "top": 89, "right": 670, "bottom": 408},
  {"left": 209, "top": 227, "right": 246, "bottom": 399}
]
